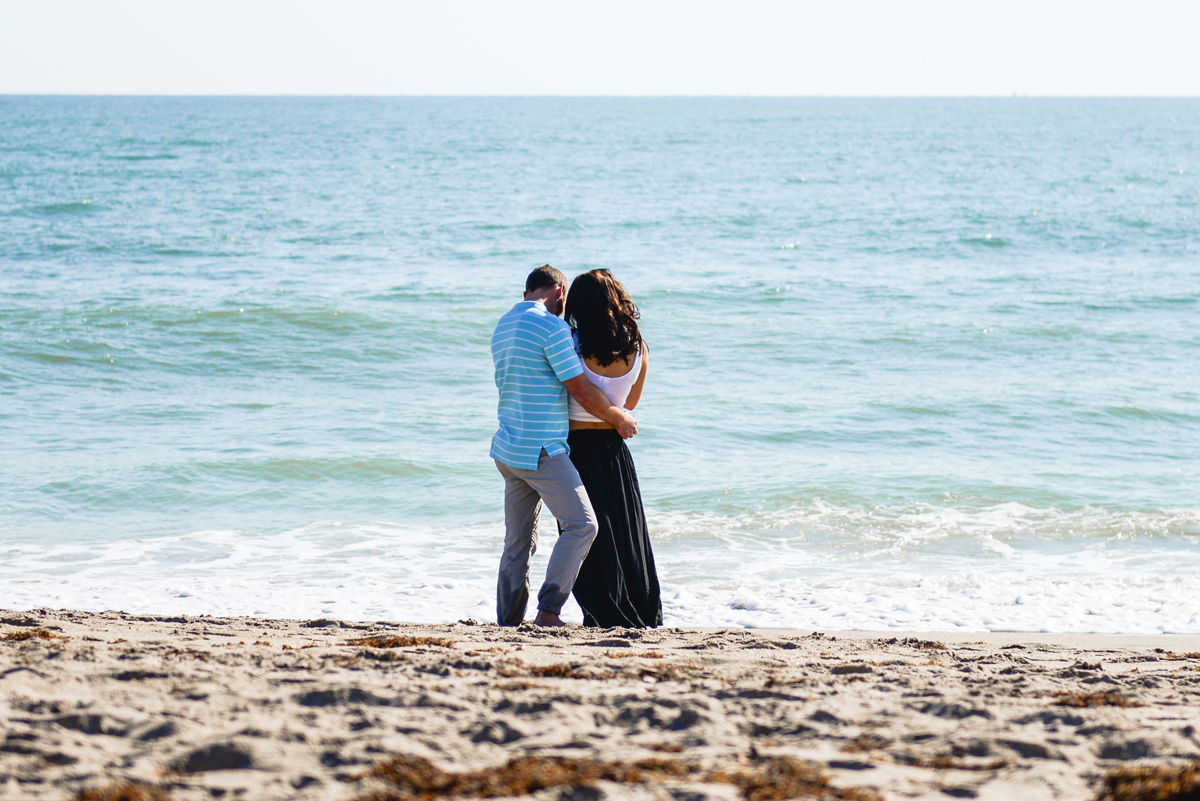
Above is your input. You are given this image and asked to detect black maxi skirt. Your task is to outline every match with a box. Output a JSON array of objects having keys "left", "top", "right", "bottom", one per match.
[{"left": 567, "top": 429, "right": 663, "bottom": 628}]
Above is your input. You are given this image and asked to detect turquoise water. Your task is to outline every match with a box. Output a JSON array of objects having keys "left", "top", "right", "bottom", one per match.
[{"left": 2, "top": 97, "right": 1198, "bottom": 631}]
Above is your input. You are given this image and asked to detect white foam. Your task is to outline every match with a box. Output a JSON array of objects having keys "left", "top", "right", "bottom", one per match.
[{"left": 3, "top": 503, "right": 1197, "bottom": 633}]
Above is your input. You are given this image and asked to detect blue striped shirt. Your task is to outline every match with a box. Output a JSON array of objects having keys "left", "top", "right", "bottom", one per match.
[{"left": 490, "top": 300, "right": 585, "bottom": 469}]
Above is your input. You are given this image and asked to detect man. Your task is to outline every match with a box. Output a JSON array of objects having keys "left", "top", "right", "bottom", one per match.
[{"left": 491, "top": 264, "right": 639, "bottom": 627}]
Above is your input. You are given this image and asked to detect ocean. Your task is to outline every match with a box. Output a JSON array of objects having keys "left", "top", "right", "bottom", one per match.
[{"left": 2, "top": 96, "right": 1197, "bottom": 633}]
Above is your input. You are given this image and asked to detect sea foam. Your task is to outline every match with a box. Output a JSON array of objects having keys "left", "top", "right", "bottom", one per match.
[{"left": 4, "top": 503, "right": 1197, "bottom": 634}]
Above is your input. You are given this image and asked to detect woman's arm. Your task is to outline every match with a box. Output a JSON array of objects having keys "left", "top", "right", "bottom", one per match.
[{"left": 624, "top": 343, "right": 649, "bottom": 410}]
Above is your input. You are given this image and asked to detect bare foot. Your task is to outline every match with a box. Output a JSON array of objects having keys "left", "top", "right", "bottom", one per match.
[{"left": 532, "top": 610, "right": 567, "bottom": 627}]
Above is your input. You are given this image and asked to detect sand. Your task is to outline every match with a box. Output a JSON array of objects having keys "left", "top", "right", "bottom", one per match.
[{"left": 3, "top": 609, "right": 1200, "bottom": 801}]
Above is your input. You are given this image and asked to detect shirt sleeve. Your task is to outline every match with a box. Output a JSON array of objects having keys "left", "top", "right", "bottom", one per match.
[{"left": 544, "top": 323, "right": 584, "bottom": 382}]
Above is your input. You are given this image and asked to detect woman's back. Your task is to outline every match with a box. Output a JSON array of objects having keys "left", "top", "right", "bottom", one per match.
[{"left": 568, "top": 336, "right": 642, "bottom": 422}]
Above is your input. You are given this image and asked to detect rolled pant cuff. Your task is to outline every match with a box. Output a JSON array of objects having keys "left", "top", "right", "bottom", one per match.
[{"left": 537, "top": 602, "right": 563, "bottom": 614}]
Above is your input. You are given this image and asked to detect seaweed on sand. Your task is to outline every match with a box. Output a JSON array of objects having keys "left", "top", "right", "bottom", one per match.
[
  {"left": 352, "top": 753, "right": 881, "bottom": 800},
  {"left": 1097, "top": 762, "right": 1200, "bottom": 801},
  {"left": 522, "top": 661, "right": 686, "bottom": 681},
  {"left": 604, "top": 650, "right": 665, "bottom": 659},
  {"left": 494, "top": 680, "right": 550, "bottom": 690},
  {"left": 708, "top": 757, "right": 883, "bottom": 800},
  {"left": 75, "top": 782, "right": 175, "bottom": 801},
  {"left": 353, "top": 754, "right": 687, "bottom": 799},
  {"left": 3, "top": 628, "right": 64, "bottom": 642},
  {"left": 899, "top": 638, "right": 947, "bottom": 651},
  {"left": 1054, "top": 691, "right": 1142, "bottom": 708},
  {"left": 344, "top": 636, "right": 456, "bottom": 649},
  {"left": 529, "top": 663, "right": 615, "bottom": 679},
  {"left": 892, "top": 753, "right": 1009, "bottom": 772},
  {"left": 842, "top": 735, "right": 892, "bottom": 754}
]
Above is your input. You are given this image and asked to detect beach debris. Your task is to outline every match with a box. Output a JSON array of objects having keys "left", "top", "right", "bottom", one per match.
[
  {"left": 894, "top": 754, "right": 1010, "bottom": 772},
  {"left": 1054, "top": 691, "right": 1142, "bottom": 708},
  {"left": 842, "top": 735, "right": 892, "bottom": 754},
  {"left": 1097, "top": 762, "right": 1200, "bottom": 801},
  {"left": 604, "top": 650, "right": 665, "bottom": 659},
  {"left": 899, "top": 638, "right": 947, "bottom": 651},
  {"left": 710, "top": 757, "right": 882, "bottom": 799},
  {"left": 530, "top": 662, "right": 611, "bottom": 679},
  {"left": 831, "top": 664, "right": 874, "bottom": 675},
  {"left": 3, "top": 627, "right": 65, "bottom": 641},
  {"left": 353, "top": 754, "right": 685, "bottom": 798},
  {"left": 351, "top": 753, "right": 881, "bottom": 800},
  {"left": 493, "top": 680, "right": 551, "bottom": 691},
  {"left": 75, "top": 782, "right": 175, "bottom": 801},
  {"left": 344, "top": 635, "right": 457, "bottom": 649}
]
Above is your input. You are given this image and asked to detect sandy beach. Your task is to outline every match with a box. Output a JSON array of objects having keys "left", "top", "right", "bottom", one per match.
[{"left": 3, "top": 609, "right": 1200, "bottom": 800}]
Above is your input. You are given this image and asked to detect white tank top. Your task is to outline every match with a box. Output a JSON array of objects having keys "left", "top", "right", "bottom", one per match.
[{"left": 567, "top": 334, "right": 643, "bottom": 423}]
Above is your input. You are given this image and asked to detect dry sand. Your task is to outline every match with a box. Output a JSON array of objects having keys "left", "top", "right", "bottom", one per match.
[{"left": 3, "top": 609, "right": 1200, "bottom": 800}]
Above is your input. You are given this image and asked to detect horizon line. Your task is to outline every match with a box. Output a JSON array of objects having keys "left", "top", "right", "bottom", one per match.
[{"left": 3, "top": 93, "right": 1199, "bottom": 100}]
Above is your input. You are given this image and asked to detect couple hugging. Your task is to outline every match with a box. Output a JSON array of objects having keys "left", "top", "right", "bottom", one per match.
[{"left": 490, "top": 265, "right": 662, "bottom": 629}]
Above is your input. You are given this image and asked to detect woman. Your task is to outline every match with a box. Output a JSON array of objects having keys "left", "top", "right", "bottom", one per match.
[{"left": 564, "top": 269, "right": 662, "bottom": 628}]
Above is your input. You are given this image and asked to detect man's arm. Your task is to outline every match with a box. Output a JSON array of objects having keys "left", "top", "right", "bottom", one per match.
[{"left": 563, "top": 375, "right": 638, "bottom": 439}]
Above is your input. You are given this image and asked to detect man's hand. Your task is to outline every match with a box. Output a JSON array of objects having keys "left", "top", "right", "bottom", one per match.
[
  {"left": 612, "top": 409, "right": 638, "bottom": 439},
  {"left": 563, "top": 375, "right": 639, "bottom": 439}
]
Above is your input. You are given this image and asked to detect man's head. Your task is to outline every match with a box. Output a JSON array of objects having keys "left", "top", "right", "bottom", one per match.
[{"left": 524, "top": 264, "right": 568, "bottom": 316}]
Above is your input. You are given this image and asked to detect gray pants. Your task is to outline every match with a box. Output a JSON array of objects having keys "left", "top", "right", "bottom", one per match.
[{"left": 495, "top": 449, "right": 599, "bottom": 625}]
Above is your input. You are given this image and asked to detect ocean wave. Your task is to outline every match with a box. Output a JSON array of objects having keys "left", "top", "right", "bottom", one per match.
[
  {"left": 29, "top": 456, "right": 441, "bottom": 515},
  {"left": 30, "top": 200, "right": 100, "bottom": 215},
  {"left": 2, "top": 514, "right": 1197, "bottom": 633},
  {"left": 190, "top": 456, "right": 437, "bottom": 482},
  {"left": 647, "top": 502, "right": 1200, "bottom": 547},
  {"left": 26, "top": 352, "right": 83, "bottom": 365}
]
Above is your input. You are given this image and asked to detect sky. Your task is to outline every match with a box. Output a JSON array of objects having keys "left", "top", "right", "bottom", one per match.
[{"left": 3, "top": 0, "right": 1198, "bottom": 96}]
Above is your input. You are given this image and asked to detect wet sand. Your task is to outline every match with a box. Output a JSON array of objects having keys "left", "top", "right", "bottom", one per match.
[{"left": 3, "top": 609, "right": 1200, "bottom": 800}]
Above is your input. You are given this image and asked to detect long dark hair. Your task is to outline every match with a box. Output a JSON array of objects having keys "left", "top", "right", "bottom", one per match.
[{"left": 564, "top": 269, "right": 644, "bottom": 367}]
